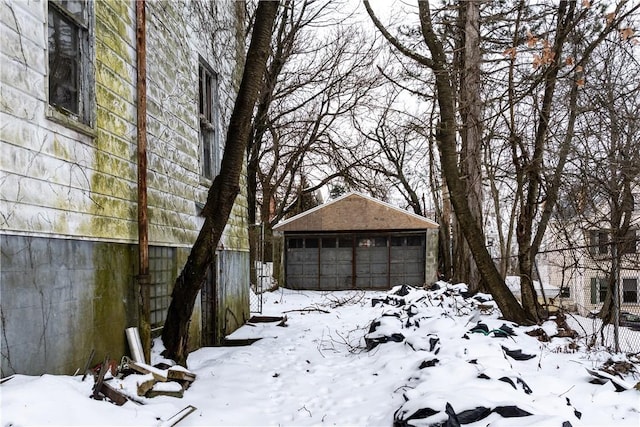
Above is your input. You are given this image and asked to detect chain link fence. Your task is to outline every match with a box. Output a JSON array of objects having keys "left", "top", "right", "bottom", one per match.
[
  {"left": 250, "top": 262, "right": 278, "bottom": 313},
  {"left": 492, "top": 251, "right": 640, "bottom": 354},
  {"left": 536, "top": 249, "right": 640, "bottom": 354}
]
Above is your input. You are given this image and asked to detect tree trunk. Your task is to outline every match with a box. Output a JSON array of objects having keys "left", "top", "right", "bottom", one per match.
[
  {"left": 516, "top": 0, "right": 575, "bottom": 321},
  {"left": 439, "top": 180, "right": 453, "bottom": 281},
  {"left": 452, "top": 0, "right": 483, "bottom": 291},
  {"left": 161, "top": 1, "right": 279, "bottom": 365}
]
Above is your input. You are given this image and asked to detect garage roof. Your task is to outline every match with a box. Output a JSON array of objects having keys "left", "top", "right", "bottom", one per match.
[{"left": 273, "top": 192, "right": 439, "bottom": 232}]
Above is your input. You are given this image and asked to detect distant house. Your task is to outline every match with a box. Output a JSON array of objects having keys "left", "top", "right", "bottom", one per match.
[
  {"left": 273, "top": 192, "right": 439, "bottom": 290},
  {"left": 1, "top": 0, "right": 248, "bottom": 376},
  {"left": 538, "top": 193, "right": 640, "bottom": 316}
]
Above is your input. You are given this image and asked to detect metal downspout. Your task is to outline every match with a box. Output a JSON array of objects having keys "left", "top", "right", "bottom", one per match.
[{"left": 136, "top": 0, "right": 151, "bottom": 362}]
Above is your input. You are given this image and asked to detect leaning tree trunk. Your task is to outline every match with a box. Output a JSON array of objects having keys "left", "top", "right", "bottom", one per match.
[{"left": 162, "top": 1, "right": 279, "bottom": 365}]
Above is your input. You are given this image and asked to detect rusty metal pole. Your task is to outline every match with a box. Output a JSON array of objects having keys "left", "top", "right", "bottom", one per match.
[{"left": 136, "top": 0, "right": 151, "bottom": 363}]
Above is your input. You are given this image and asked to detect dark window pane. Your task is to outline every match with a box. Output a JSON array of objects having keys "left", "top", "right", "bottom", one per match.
[
  {"left": 199, "top": 66, "right": 205, "bottom": 116},
  {"left": 288, "top": 238, "right": 303, "bottom": 249},
  {"left": 599, "top": 278, "right": 607, "bottom": 303},
  {"left": 49, "top": 7, "right": 79, "bottom": 114},
  {"left": 373, "top": 237, "right": 387, "bottom": 247},
  {"left": 407, "top": 235, "right": 424, "bottom": 246},
  {"left": 391, "top": 237, "right": 404, "bottom": 247},
  {"left": 305, "top": 238, "right": 319, "bottom": 248},
  {"left": 322, "top": 238, "right": 336, "bottom": 248},
  {"left": 598, "top": 231, "right": 608, "bottom": 255},
  {"left": 589, "top": 231, "right": 597, "bottom": 255},
  {"left": 623, "top": 279, "right": 638, "bottom": 303},
  {"left": 201, "top": 130, "right": 213, "bottom": 179},
  {"left": 338, "top": 237, "right": 352, "bottom": 248},
  {"left": 199, "top": 63, "right": 217, "bottom": 179}
]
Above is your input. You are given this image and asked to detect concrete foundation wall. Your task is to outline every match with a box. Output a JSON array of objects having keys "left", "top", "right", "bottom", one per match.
[
  {"left": 1, "top": 235, "right": 138, "bottom": 376},
  {"left": 1, "top": 233, "right": 251, "bottom": 376}
]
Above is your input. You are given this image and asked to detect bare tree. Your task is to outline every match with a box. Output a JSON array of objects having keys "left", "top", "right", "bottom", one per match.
[
  {"left": 560, "top": 35, "right": 640, "bottom": 326},
  {"left": 364, "top": 0, "right": 531, "bottom": 324},
  {"left": 246, "top": 0, "right": 383, "bottom": 279},
  {"left": 352, "top": 88, "right": 429, "bottom": 216},
  {"left": 451, "top": 0, "right": 483, "bottom": 290},
  {"left": 162, "top": 1, "right": 279, "bottom": 365},
  {"left": 485, "top": 0, "right": 640, "bottom": 321}
]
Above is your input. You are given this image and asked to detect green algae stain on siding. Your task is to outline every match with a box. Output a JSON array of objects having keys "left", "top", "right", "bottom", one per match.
[
  {"left": 51, "top": 136, "right": 70, "bottom": 160},
  {"left": 87, "top": 0, "right": 136, "bottom": 241},
  {"left": 91, "top": 243, "right": 136, "bottom": 360}
]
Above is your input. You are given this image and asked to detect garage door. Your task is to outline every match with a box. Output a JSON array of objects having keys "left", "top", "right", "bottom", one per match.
[
  {"left": 390, "top": 235, "right": 425, "bottom": 286},
  {"left": 355, "top": 236, "right": 389, "bottom": 289},
  {"left": 285, "top": 233, "right": 425, "bottom": 290},
  {"left": 318, "top": 237, "right": 353, "bottom": 290},
  {"left": 285, "top": 237, "right": 319, "bottom": 289}
]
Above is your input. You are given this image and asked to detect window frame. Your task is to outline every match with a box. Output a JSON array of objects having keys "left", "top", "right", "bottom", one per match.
[
  {"left": 589, "top": 230, "right": 609, "bottom": 256},
  {"left": 46, "top": 0, "right": 95, "bottom": 135},
  {"left": 198, "top": 59, "right": 220, "bottom": 183},
  {"left": 590, "top": 277, "right": 609, "bottom": 304},
  {"left": 622, "top": 278, "right": 638, "bottom": 304},
  {"left": 622, "top": 228, "right": 638, "bottom": 255}
]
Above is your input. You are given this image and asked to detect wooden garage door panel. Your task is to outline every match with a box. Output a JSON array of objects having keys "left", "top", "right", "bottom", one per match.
[
  {"left": 390, "top": 244, "right": 424, "bottom": 286},
  {"left": 356, "top": 245, "right": 388, "bottom": 289},
  {"left": 319, "top": 248, "right": 352, "bottom": 290},
  {"left": 286, "top": 247, "right": 319, "bottom": 289}
]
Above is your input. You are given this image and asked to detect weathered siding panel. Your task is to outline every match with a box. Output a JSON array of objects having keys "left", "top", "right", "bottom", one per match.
[
  {"left": 144, "top": 1, "right": 247, "bottom": 249},
  {"left": 0, "top": 0, "right": 249, "bottom": 376},
  {"left": 1, "top": 0, "right": 139, "bottom": 241}
]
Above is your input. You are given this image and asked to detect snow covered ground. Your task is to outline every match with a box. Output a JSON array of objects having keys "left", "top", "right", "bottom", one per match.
[{"left": 1, "top": 284, "right": 639, "bottom": 426}]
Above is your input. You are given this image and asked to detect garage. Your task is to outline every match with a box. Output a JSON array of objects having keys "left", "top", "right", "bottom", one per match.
[{"left": 273, "top": 192, "right": 439, "bottom": 290}]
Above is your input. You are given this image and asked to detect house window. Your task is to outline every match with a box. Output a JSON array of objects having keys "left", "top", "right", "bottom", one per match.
[
  {"left": 48, "top": 0, "right": 92, "bottom": 124},
  {"left": 590, "top": 277, "right": 608, "bottom": 304},
  {"left": 391, "top": 237, "right": 405, "bottom": 247},
  {"left": 589, "top": 230, "right": 609, "bottom": 255},
  {"left": 623, "top": 278, "right": 638, "bottom": 303},
  {"left": 559, "top": 287, "right": 571, "bottom": 298},
  {"left": 407, "top": 235, "right": 425, "bottom": 247},
  {"left": 338, "top": 237, "right": 352, "bottom": 248},
  {"left": 622, "top": 229, "right": 638, "bottom": 255},
  {"left": 199, "top": 61, "right": 219, "bottom": 181}
]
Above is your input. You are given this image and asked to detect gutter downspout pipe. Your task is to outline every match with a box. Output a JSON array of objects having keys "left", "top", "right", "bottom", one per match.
[{"left": 136, "top": 0, "right": 151, "bottom": 363}]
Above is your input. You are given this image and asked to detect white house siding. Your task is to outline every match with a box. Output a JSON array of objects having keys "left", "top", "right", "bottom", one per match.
[
  {"left": 143, "top": 1, "right": 248, "bottom": 251},
  {"left": 1, "top": 0, "right": 248, "bottom": 376},
  {"left": 540, "top": 214, "right": 640, "bottom": 317}
]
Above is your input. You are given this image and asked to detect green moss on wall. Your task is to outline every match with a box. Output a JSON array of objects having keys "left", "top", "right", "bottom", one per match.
[
  {"left": 91, "top": 243, "right": 135, "bottom": 360},
  {"left": 51, "top": 137, "right": 70, "bottom": 160},
  {"left": 89, "top": 0, "right": 136, "bottom": 241}
]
